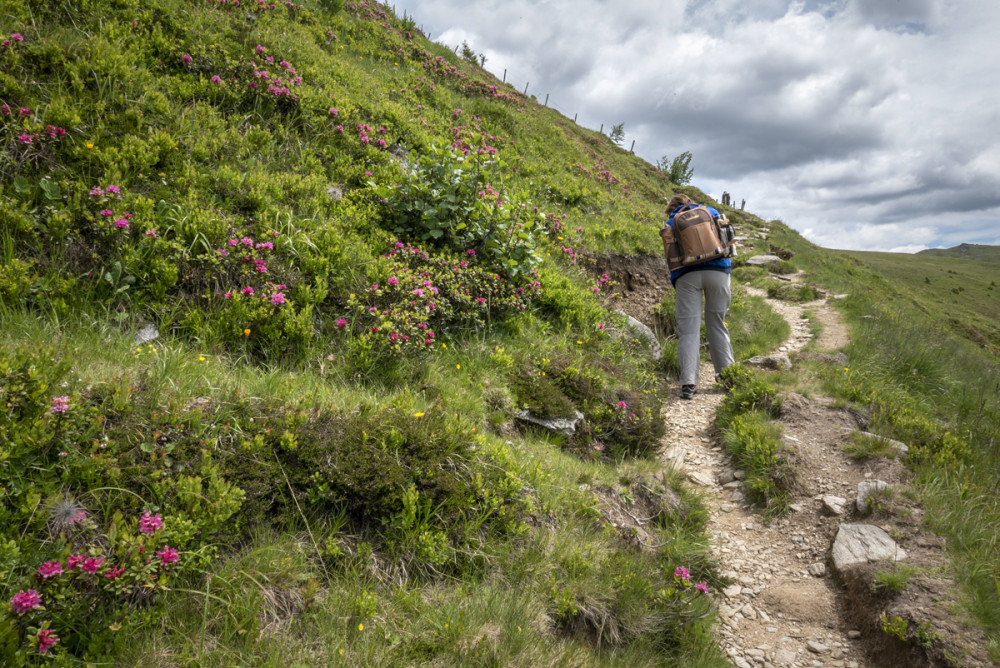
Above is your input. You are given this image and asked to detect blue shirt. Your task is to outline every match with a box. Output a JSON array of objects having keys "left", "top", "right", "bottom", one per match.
[{"left": 666, "top": 203, "right": 732, "bottom": 285}]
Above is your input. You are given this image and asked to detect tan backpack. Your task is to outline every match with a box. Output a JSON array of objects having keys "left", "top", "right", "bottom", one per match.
[{"left": 659, "top": 205, "right": 736, "bottom": 272}]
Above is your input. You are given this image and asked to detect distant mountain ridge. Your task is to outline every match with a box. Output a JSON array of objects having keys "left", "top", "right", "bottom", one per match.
[{"left": 917, "top": 243, "right": 1000, "bottom": 263}]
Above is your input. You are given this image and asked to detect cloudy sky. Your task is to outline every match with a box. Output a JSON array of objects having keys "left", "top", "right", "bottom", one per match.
[{"left": 389, "top": 0, "right": 1000, "bottom": 252}]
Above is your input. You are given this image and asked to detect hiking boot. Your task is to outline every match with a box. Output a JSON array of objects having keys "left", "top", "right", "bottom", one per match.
[{"left": 680, "top": 385, "right": 697, "bottom": 400}]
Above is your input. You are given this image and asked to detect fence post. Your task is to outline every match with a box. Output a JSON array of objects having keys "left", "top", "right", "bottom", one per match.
[
  {"left": 573, "top": 113, "right": 577, "bottom": 123},
  {"left": 544, "top": 93, "right": 549, "bottom": 106},
  {"left": 629, "top": 140, "right": 635, "bottom": 153},
  {"left": 502, "top": 68, "right": 506, "bottom": 83},
  {"left": 523, "top": 82, "right": 529, "bottom": 95},
  {"left": 599, "top": 123, "right": 603, "bottom": 134}
]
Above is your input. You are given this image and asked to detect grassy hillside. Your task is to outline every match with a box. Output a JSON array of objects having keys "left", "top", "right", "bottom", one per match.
[
  {"left": 845, "top": 251, "right": 1000, "bottom": 353},
  {"left": 918, "top": 243, "right": 1000, "bottom": 263},
  {"left": 0, "top": 1, "right": 755, "bottom": 664},
  {"left": 2, "top": 0, "right": 999, "bottom": 664}
]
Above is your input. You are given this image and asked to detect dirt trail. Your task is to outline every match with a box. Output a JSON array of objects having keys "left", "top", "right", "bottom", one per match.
[{"left": 661, "top": 287, "right": 866, "bottom": 668}]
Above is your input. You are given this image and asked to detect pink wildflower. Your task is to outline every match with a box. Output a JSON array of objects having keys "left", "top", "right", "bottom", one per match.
[
  {"left": 695, "top": 581, "right": 708, "bottom": 593},
  {"left": 617, "top": 401, "right": 628, "bottom": 410},
  {"left": 241, "top": 286, "right": 254, "bottom": 296},
  {"left": 81, "top": 557, "right": 104, "bottom": 574},
  {"left": 211, "top": 75, "right": 222, "bottom": 84},
  {"left": 466, "top": 249, "right": 475, "bottom": 256},
  {"left": 270, "top": 292, "right": 285, "bottom": 305},
  {"left": 105, "top": 185, "right": 120, "bottom": 194},
  {"left": 146, "top": 229, "right": 158, "bottom": 238},
  {"left": 387, "top": 276, "right": 398, "bottom": 286},
  {"left": 241, "top": 237, "right": 253, "bottom": 246},
  {"left": 673, "top": 566, "right": 690, "bottom": 580},
  {"left": 157, "top": 546, "right": 179, "bottom": 565},
  {"left": 90, "top": 186, "right": 103, "bottom": 197},
  {"left": 37, "top": 561, "right": 63, "bottom": 579},
  {"left": 19, "top": 106, "right": 31, "bottom": 117},
  {"left": 113, "top": 219, "right": 129, "bottom": 229},
  {"left": 10, "top": 590, "right": 42, "bottom": 614},
  {"left": 66, "top": 555, "right": 86, "bottom": 570},
  {"left": 37, "top": 628, "right": 58, "bottom": 654},
  {"left": 50, "top": 396, "right": 69, "bottom": 414},
  {"left": 104, "top": 566, "right": 125, "bottom": 579},
  {"left": 138, "top": 512, "right": 163, "bottom": 535},
  {"left": 224, "top": 291, "right": 234, "bottom": 299},
  {"left": 16, "top": 133, "right": 32, "bottom": 144},
  {"left": 335, "top": 318, "right": 347, "bottom": 328},
  {"left": 0, "top": 104, "right": 9, "bottom": 115},
  {"left": 255, "top": 44, "right": 266, "bottom": 53},
  {"left": 181, "top": 54, "right": 192, "bottom": 64},
  {"left": 412, "top": 288, "right": 424, "bottom": 297},
  {"left": 328, "top": 107, "right": 338, "bottom": 115},
  {"left": 11, "top": 33, "right": 24, "bottom": 42},
  {"left": 100, "top": 209, "right": 113, "bottom": 216}
]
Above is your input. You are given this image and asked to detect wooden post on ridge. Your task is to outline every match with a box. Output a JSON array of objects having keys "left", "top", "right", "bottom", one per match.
[
  {"left": 629, "top": 140, "right": 635, "bottom": 153},
  {"left": 544, "top": 93, "right": 549, "bottom": 106},
  {"left": 523, "top": 82, "right": 529, "bottom": 95},
  {"left": 599, "top": 123, "right": 603, "bottom": 134},
  {"left": 502, "top": 69, "right": 506, "bottom": 83}
]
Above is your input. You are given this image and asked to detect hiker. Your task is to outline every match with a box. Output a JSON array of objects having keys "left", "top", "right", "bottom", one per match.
[{"left": 663, "top": 194, "right": 735, "bottom": 399}]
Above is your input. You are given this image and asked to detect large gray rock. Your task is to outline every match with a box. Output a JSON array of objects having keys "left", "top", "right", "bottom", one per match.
[
  {"left": 615, "top": 311, "right": 663, "bottom": 361},
  {"left": 853, "top": 431, "right": 909, "bottom": 456},
  {"left": 743, "top": 354, "right": 792, "bottom": 370},
  {"left": 856, "top": 480, "right": 891, "bottom": 514},
  {"left": 831, "top": 524, "right": 907, "bottom": 573},
  {"left": 515, "top": 409, "right": 584, "bottom": 436},
  {"left": 745, "top": 254, "right": 783, "bottom": 266}
]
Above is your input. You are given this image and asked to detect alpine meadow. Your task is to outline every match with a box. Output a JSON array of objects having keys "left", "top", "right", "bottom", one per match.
[{"left": 1, "top": 1, "right": 998, "bottom": 666}]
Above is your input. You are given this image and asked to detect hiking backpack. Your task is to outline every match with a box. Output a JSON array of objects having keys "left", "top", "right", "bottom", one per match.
[{"left": 659, "top": 205, "right": 737, "bottom": 272}]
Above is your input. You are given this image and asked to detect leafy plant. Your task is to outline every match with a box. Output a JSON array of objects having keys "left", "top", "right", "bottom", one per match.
[{"left": 658, "top": 151, "right": 694, "bottom": 185}]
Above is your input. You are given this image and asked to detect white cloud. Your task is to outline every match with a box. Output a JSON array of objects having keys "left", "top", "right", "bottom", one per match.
[{"left": 391, "top": 0, "right": 1000, "bottom": 252}]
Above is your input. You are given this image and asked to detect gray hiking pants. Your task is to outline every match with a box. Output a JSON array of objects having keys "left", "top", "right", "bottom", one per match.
[{"left": 675, "top": 270, "right": 735, "bottom": 387}]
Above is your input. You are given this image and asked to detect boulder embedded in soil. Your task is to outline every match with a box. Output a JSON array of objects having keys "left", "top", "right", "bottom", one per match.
[{"left": 831, "top": 524, "right": 906, "bottom": 574}]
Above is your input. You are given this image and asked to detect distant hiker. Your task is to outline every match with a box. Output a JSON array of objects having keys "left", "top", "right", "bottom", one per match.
[{"left": 661, "top": 193, "right": 735, "bottom": 400}]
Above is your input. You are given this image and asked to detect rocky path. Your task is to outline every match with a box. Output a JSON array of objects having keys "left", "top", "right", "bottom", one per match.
[{"left": 661, "top": 288, "right": 868, "bottom": 668}]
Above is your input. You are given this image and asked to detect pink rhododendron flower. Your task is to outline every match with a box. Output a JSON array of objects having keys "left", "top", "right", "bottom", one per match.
[
  {"left": 241, "top": 237, "right": 253, "bottom": 246},
  {"left": 100, "top": 209, "right": 113, "bottom": 216},
  {"left": 105, "top": 185, "right": 120, "bottom": 194},
  {"left": 335, "top": 318, "right": 347, "bottom": 328},
  {"left": 90, "top": 186, "right": 103, "bottom": 197},
  {"left": 37, "top": 561, "right": 63, "bottom": 579},
  {"left": 37, "top": 628, "right": 58, "bottom": 654},
  {"left": 11, "top": 33, "right": 24, "bottom": 42},
  {"left": 255, "top": 44, "right": 266, "bottom": 53},
  {"left": 224, "top": 291, "right": 234, "bottom": 299},
  {"left": 241, "top": 286, "right": 254, "bottom": 296},
  {"left": 328, "top": 107, "right": 338, "bottom": 115},
  {"left": 466, "top": 249, "right": 475, "bottom": 256},
  {"left": 157, "top": 546, "right": 179, "bottom": 565},
  {"left": 695, "top": 581, "right": 708, "bottom": 593},
  {"left": 81, "top": 557, "right": 104, "bottom": 574},
  {"left": 10, "top": 590, "right": 41, "bottom": 614},
  {"left": 104, "top": 566, "right": 125, "bottom": 579},
  {"left": 181, "top": 54, "right": 192, "bottom": 63},
  {"left": 138, "top": 512, "right": 163, "bottom": 535},
  {"left": 146, "top": 229, "right": 158, "bottom": 238},
  {"left": 387, "top": 276, "right": 398, "bottom": 286},
  {"left": 114, "top": 219, "right": 129, "bottom": 229},
  {"left": 270, "top": 292, "right": 285, "bottom": 305},
  {"left": 0, "top": 104, "right": 10, "bottom": 115},
  {"left": 617, "top": 401, "right": 628, "bottom": 410},
  {"left": 211, "top": 75, "right": 222, "bottom": 84},
  {"left": 66, "top": 555, "right": 86, "bottom": 570},
  {"left": 17, "top": 133, "right": 32, "bottom": 144},
  {"left": 228, "top": 239, "right": 238, "bottom": 247},
  {"left": 674, "top": 566, "right": 690, "bottom": 580},
  {"left": 50, "top": 396, "right": 69, "bottom": 413},
  {"left": 19, "top": 106, "right": 31, "bottom": 117}
]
